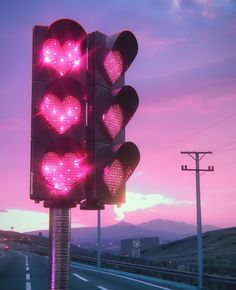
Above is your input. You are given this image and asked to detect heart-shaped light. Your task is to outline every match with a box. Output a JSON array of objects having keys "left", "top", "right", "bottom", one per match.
[
  {"left": 103, "top": 104, "right": 123, "bottom": 139},
  {"left": 124, "top": 166, "right": 133, "bottom": 181},
  {"left": 43, "top": 39, "right": 81, "bottom": 76},
  {"left": 103, "top": 50, "right": 124, "bottom": 84},
  {"left": 40, "top": 94, "right": 81, "bottom": 134},
  {"left": 41, "top": 152, "right": 86, "bottom": 195},
  {"left": 103, "top": 159, "right": 124, "bottom": 196}
]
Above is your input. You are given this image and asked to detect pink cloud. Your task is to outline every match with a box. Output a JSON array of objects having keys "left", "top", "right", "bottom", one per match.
[{"left": 138, "top": 30, "right": 186, "bottom": 56}]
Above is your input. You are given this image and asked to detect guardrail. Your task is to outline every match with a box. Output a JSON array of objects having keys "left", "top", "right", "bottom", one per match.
[{"left": 72, "top": 254, "right": 236, "bottom": 290}]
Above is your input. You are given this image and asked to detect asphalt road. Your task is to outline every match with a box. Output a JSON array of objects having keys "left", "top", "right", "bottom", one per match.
[{"left": 0, "top": 250, "right": 176, "bottom": 290}]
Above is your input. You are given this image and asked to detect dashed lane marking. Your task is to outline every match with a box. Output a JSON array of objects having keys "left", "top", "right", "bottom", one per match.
[
  {"left": 72, "top": 265, "right": 172, "bottom": 290},
  {"left": 73, "top": 273, "right": 89, "bottom": 282},
  {"left": 26, "top": 281, "right": 31, "bottom": 290},
  {"left": 16, "top": 251, "right": 28, "bottom": 258},
  {"left": 0, "top": 251, "right": 5, "bottom": 258},
  {"left": 97, "top": 286, "right": 109, "bottom": 290},
  {"left": 25, "top": 259, "right": 31, "bottom": 290}
]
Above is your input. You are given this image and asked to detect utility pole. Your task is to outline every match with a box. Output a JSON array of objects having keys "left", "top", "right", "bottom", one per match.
[{"left": 181, "top": 151, "right": 214, "bottom": 290}]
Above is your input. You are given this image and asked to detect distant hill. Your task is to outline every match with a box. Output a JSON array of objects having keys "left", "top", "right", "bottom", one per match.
[
  {"left": 27, "top": 219, "right": 218, "bottom": 251},
  {"left": 91, "top": 221, "right": 183, "bottom": 243},
  {"left": 141, "top": 227, "right": 236, "bottom": 276},
  {"left": 28, "top": 221, "right": 184, "bottom": 243},
  {"left": 139, "top": 218, "right": 218, "bottom": 235}
]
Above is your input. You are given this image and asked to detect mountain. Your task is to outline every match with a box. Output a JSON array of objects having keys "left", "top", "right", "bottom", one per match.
[
  {"left": 66, "top": 221, "right": 186, "bottom": 253},
  {"left": 139, "top": 219, "right": 218, "bottom": 236},
  {"left": 69, "top": 221, "right": 183, "bottom": 246},
  {"left": 27, "top": 219, "right": 218, "bottom": 251},
  {"left": 98, "top": 222, "right": 183, "bottom": 242}
]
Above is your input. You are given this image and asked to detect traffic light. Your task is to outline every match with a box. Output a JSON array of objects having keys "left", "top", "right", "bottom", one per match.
[
  {"left": 30, "top": 19, "right": 87, "bottom": 206},
  {"left": 81, "top": 30, "right": 140, "bottom": 208}
]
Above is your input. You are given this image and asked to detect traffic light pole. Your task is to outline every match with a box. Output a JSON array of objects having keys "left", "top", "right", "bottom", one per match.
[
  {"left": 48, "top": 207, "right": 71, "bottom": 290},
  {"left": 97, "top": 209, "right": 101, "bottom": 268},
  {"left": 181, "top": 151, "right": 214, "bottom": 290}
]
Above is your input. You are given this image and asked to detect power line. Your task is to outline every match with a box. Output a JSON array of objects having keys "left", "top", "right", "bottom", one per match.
[{"left": 155, "top": 112, "right": 236, "bottom": 155}]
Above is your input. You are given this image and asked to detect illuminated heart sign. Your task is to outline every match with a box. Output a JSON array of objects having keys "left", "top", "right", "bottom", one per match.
[
  {"left": 103, "top": 104, "right": 123, "bottom": 139},
  {"left": 103, "top": 50, "right": 124, "bottom": 84},
  {"left": 103, "top": 159, "right": 124, "bottom": 196},
  {"left": 43, "top": 39, "right": 81, "bottom": 76},
  {"left": 40, "top": 94, "right": 81, "bottom": 134},
  {"left": 41, "top": 152, "right": 85, "bottom": 194}
]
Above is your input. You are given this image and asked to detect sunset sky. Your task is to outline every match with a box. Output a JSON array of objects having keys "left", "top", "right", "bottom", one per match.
[{"left": 0, "top": 0, "right": 236, "bottom": 232}]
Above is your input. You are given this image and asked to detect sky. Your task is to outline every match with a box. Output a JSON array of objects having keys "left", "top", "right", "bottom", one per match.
[{"left": 0, "top": 0, "right": 236, "bottom": 232}]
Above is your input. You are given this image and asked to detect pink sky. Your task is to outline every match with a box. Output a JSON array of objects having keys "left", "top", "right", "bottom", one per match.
[{"left": 0, "top": 0, "right": 236, "bottom": 232}]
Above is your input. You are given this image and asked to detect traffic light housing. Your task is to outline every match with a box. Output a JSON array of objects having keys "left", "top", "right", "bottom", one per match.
[
  {"left": 30, "top": 19, "right": 87, "bottom": 206},
  {"left": 81, "top": 30, "right": 140, "bottom": 208}
]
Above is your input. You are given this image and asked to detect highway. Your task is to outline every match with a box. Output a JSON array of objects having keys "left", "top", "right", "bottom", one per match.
[{"left": 0, "top": 250, "right": 181, "bottom": 290}]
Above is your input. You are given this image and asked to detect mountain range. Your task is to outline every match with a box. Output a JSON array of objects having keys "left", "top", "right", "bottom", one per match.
[{"left": 28, "top": 219, "right": 218, "bottom": 251}]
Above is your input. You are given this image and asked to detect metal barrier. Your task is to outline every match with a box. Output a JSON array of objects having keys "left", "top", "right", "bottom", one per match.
[{"left": 73, "top": 254, "right": 236, "bottom": 290}]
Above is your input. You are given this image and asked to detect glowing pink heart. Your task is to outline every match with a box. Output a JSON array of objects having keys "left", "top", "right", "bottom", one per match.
[
  {"left": 40, "top": 94, "right": 81, "bottom": 134},
  {"left": 103, "top": 104, "right": 123, "bottom": 139},
  {"left": 103, "top": 159, "right": 124, "bottom": 195},
  {"left": 41, "top": 152, "right": 86, "bottom": 194},
  {"left": 124, "top": 166, "right": 133, "bottom": 181},
  {"left": 43, "top": 39, "right": 81, "bottom": 76},
  {"left": 103, "top": 50, "right": 124, "bottom": 84}
]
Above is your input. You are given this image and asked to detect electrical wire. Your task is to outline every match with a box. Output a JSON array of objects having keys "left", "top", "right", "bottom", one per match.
[{"left": 154, "top": 112, "right": 236, "bottom": 156}]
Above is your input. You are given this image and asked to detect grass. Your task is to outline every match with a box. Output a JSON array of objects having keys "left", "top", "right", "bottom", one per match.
[{"left": 141, "top": 227, "right": 236, "bottom": 277}]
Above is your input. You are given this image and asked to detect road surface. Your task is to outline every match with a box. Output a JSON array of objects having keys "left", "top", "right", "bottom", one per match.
[{"left": 0, "top": 250, "right": 182, "bottom": 290}]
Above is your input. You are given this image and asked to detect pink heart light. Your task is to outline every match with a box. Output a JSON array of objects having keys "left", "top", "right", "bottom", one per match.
[
  {"left": 103, "top": 159, "right": 124, "bottom": 196},
  {"left": 41, "top": 152, "right": 86, "bottom": 195},
  {"left": 40, "top": 94, "right": 81, "bottom": 134},
  {"left": 103, "top": 104, "right": 123, "bottom": 139},
  {"left": 103, "top": 50, "right": 124, "bottom": 84},
  {"left": 43, "top": 39, "right": 81, "bottom": 76}
]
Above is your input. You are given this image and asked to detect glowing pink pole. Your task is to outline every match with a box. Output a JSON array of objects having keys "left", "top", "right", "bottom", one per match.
[
  {"left": 49, "top": 207, "right": 71, "bottom": 290},
  {"left": 97, "top": 209, "right": 101, "bottom": 268}
]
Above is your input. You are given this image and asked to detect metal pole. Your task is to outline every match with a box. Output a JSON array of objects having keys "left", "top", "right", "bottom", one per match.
[
  {"left": 196, "top": 153, "right": 203, "bottom": 290},
  {"left": 97, "top": 209, "right": 101, "bottom": 268},
  {"left": 181, "top": 151, "right": 213, "bottom": 290},
  {"left": 49, "top": 207, "right": 71, "bottom": 290}
]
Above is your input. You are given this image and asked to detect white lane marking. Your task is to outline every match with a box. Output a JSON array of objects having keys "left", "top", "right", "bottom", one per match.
[
  {"left": 16, "top": 251, "right": 28, "bottom": 258},
  {"left": 73, "top": 273, "right": 89, "bottom": 282},
  {"left": 26, "top": 281, "right": 32, "bottom": 290},
  {"left": 97, "top": 286, "right": 109, "bottom": 290},
  {"left": 0, "top": 251, "right": 5, "bottom": 258},
  {"left": 72, "top": 265, "right": 171, "bottom": 290},
  {"left": 25, "top": 257, "right": 31, "bottom": 290}
]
